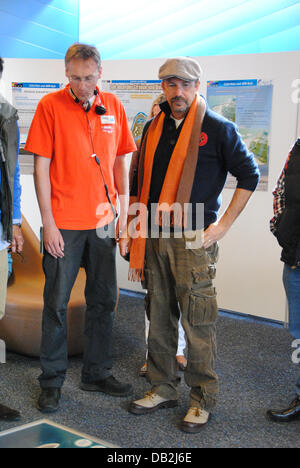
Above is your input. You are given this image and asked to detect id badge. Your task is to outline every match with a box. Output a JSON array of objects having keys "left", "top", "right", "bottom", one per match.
[{"left": 101, "top": 115, "right": 115, "bottom": 125}]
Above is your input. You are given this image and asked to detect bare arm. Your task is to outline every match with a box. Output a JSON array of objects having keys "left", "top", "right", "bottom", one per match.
[
  {"left": 114, "top": 154, "right": 129, "bottom": 257},
  {"left": 204, "top": 188, "right": 254, "bottom": 249},
  {"left": 34, "top": 155, "right": 64, "bottom": 258}
]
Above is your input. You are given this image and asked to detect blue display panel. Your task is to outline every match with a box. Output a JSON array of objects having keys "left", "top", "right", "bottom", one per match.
[
  {"left": 79, "top": 0, "right": 300, "bottom": 59},
  {"left": 0, "top": 0, "right": 79, "bottom": 59},
  {"left": 1, "top": 0, "right": 299, "bottom": 60}
]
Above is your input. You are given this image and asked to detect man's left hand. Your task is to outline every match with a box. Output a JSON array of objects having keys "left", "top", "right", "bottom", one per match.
[
  {"left": 11, "top": 225, "right": 24, "bottom": 253},
  {"left": 118, "top": 236, "right": 130, "bottom": 258},
  {"left": 116, "top": 225, "right": 130, "bottom": 258},
  {"left": 203, "top": 221, "right": 229, "bottom": 249}
]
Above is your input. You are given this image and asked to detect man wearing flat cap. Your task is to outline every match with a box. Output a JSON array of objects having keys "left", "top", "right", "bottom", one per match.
[{"left": 127, "top": 57, "right": 260, "bottom": 432}]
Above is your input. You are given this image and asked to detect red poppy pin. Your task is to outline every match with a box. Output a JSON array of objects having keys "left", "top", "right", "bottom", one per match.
[{"left": 199, "top": 132, "right": 208, "bottom": 147}]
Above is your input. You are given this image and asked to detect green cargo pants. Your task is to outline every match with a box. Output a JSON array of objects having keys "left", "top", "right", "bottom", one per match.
[{"left": 144, "top": 234, "right": 219, "bottom": 411}]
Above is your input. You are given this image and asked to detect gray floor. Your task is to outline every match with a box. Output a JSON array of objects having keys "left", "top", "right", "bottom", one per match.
[{"left": 0, "top": 293, "right": 299, "bottom": 448}]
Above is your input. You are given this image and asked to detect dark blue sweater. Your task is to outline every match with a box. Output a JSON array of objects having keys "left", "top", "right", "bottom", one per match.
[{"left": 131, "top": 100, "right": 260, "bottom": 229}]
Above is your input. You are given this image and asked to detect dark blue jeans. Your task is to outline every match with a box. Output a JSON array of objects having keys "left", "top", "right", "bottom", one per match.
[
  {"left": 39, "top": 226, "right": 117, "bottom": 389},
  {"left": 283, "top": 264, "right": 300, "bottom": 396}
]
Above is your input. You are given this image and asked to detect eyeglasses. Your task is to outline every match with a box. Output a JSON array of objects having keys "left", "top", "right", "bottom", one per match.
[{"left": 68, "top": 74, "right": 99, "bottom": 83}]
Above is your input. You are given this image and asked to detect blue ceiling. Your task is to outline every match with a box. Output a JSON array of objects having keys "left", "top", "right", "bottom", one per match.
[
  {"left": 0, "top": 0, "right": 299, "bottom": 59},
  {"left": 0, "top": 0, "right": 79, "bottom": 59},
  {"left": 79, "top": 0, "right": 300, "bottom": 59}
]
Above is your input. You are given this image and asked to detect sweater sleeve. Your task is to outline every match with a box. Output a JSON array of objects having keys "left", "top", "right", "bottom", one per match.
[
  {"left": 220, "top": 120, "right": 260, "bottom": 191},
  {"left": 12, "top": 123, "right": 22, "bottom": 223}
]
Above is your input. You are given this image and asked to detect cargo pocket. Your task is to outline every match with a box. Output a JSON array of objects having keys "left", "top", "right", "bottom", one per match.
[
  {"left": 207, "top": 263, "right": 216, "bottom": 280},
  {"left": 190, "top": 247, "right": 206, "bottom": 258},
  {"left": 192, "top": 265, "right": 211, "bottom": 288},
  {"left": 188, "top": 287, "right": 218, "bottom": 326},
  {"left": 206, "top": 242, "right": 219, "bottom": 261},
  {"left": 205, "top": 242, "right": 219, "bottom": 280}
]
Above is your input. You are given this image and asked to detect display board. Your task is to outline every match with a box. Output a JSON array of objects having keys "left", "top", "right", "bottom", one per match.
[
  {"left": 11, "top": 82, "right": 63, "bottom": 145},
  {"left": 207, "top": 79, "right": 273, "bottom": 191},
  {"left": 102, "top": 80, "right": 162, "bottom": 142}
]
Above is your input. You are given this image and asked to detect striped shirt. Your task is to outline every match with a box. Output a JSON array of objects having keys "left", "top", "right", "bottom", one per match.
[{"left": 270, "top": 151, "right": 291, "bottom": 234}]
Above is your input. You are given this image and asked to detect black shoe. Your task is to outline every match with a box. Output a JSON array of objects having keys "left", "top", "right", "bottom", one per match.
[
  {"left": 267, "top": 396, "right": 300, "bottom": 422},
  {"left": 0, "top": 403, "right": 21, "bottom": 421},
  {"left": 80, "top": 376, "right": 132, "bottom": 397},
  {"left": 37, "top": 388, "right": 61, "bottom": 414}
]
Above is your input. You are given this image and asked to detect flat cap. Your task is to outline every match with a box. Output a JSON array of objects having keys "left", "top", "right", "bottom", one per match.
[{"left": 159, "top": 57, "right": 202, "bottom": 82}]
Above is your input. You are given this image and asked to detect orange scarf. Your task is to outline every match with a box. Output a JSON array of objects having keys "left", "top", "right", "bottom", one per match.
[{"left": 129, "top": 94, "right": 205, "bottom": 281}]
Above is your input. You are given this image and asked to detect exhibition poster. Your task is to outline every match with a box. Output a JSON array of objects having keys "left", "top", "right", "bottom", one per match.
[
  {"left": 11, "top": 82, "right": 63, "bottom": 146},
  {"left": 101, "top": 80, "right": 162, "bottom": 142},
  {"left": 207, "top": 79, "right": 273, "bottom": 191}
]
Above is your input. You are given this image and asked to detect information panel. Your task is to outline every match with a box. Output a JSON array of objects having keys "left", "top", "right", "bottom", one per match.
[
  {"left": 207, "top": 79, "right": 273, "bottom": 191},
  {"left": 11, "top": 82, "right": 63, "bottom": 146},
  {"left": 101, "top": 80, "right": 162, "bottom": 142}
]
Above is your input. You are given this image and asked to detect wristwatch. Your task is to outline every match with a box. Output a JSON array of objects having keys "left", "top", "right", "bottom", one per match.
[{"left": 13, "top": 223, "right": 22, "bottom": 228}]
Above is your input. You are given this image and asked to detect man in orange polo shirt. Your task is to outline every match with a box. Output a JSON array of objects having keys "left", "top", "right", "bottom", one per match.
[{"left": 25, "top": 43, "right": 136, "bottom": 413}]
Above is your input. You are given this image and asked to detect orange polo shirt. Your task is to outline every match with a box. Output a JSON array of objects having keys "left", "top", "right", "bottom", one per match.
[{"left": 25, "top": 85, "right": 136, "bottom": 230}]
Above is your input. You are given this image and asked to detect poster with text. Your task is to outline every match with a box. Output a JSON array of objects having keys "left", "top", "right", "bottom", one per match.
[
  {"left": 207, "top": 79, "right": 273, "bottom": 191},
  {"left": 12, "top": 82, "right": 63, "bottom": 146},
  {"left": 101, "top": 80, "right": 162, "bottom": 142}
]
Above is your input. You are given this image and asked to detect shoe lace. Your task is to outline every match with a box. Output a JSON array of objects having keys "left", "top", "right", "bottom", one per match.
[
  {"left": 145, "top": 391, "right": 156, "bottom": 401},
  {"left": 189, "top": 407, "right": 204, "bottom": 417}
]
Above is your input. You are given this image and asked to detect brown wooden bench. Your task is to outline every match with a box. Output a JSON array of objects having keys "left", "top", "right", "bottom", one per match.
[{"left": 0, "top": 216, "right": 86, "bottom": 357}]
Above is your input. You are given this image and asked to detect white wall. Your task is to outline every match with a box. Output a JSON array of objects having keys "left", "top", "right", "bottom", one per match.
[{"left": 3, "top": 52, "right": 300, "bottom": 322}]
